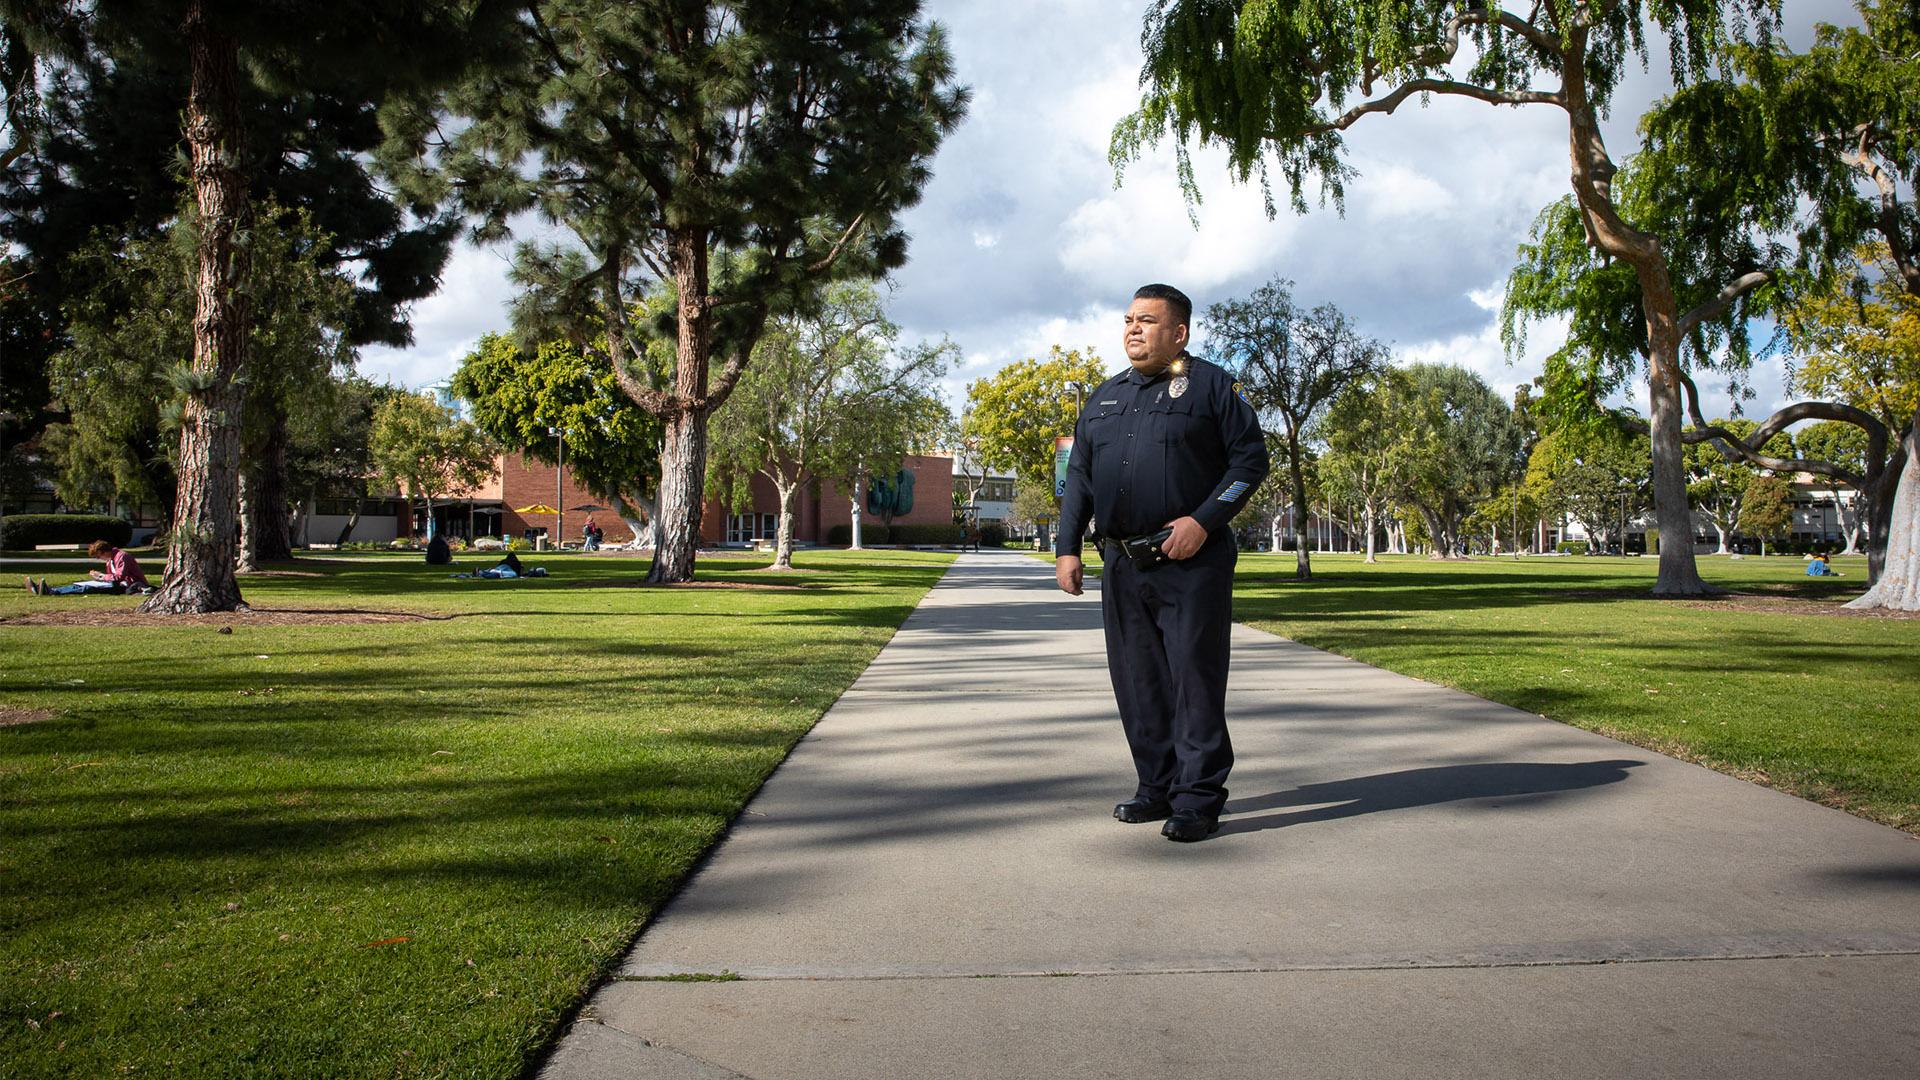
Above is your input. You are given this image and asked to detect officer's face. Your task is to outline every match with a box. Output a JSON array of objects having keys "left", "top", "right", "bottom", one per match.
[{"left": 1123, "top": 298, "right": 1189, "bottom": 372}]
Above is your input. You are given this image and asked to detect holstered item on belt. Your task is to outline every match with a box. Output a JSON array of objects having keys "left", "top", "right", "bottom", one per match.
[{"left": 1118, "top": 527, "right": 1175, "bottom": 570}]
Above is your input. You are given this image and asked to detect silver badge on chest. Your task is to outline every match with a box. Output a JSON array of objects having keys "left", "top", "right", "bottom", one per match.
[{"left": 1169, "top": 375, "right": 1189, "bottom": 399}]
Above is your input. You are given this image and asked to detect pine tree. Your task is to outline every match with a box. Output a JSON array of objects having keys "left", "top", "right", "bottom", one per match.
[
  {"left": 0, "top": 0, "right": 512, "bottom": 612},
  {"left": 407, "top": 1, "right": 966, "bottom": 583}
]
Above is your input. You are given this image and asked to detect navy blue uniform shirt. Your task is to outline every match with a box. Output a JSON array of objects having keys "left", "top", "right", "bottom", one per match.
[{"left": 1055, "top": 354, "right": 1269, "bottom": 557}]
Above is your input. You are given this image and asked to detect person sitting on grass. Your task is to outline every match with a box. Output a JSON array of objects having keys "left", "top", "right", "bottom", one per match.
[
  {"left": 25, "top": 540, "right": 151, "bottom": 596},
  {"left": 1806, "top": 551, "right": 1843, "bottom": 577}
]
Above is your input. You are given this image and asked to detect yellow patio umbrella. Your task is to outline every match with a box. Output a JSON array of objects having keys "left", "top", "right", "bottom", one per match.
[{"left": 511, "top": 503, "right": 561, "bottom": 515}]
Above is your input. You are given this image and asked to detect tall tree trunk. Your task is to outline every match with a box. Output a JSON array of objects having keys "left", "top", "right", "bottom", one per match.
[
  {"left": 648, "top": 229, "right": 714, "bottom": 584},
  {"left": 1850, "top": 413, "right": 1918, "bottom": 609},
  {"left": 1712, "top": 522, "right": 1730, "bottom": 555},
  {"left": 1287, "top": 429, "right": 1310, "bottom": 580},
  {"left": 334, "top": 497, "right": 363, "bottom": 549},
  {"left": 236, "top": 469, "right": 259, "bottom": 573},
  {"left": 649, "top": 411, "right": 706, "bottom": 580},
  {"left": 1644, "top": 335, "right": 1709, "bottom": 593},
  {"left": 771, "top": 478, "right": 798, "bottom": 571},
  {"left": 850, "top": 472, "right": 865, "bottom": 549},
  {"left": 141, "top": 1, "right": 249, "bottom": 615},
  {"left": 1363, "top": 498, "right": 1377, "bottom": 563},
  {"left": 1861, "top": 446, "right": 1905, "bottom": 585},
  {"left": 252, "top": 411, "right": 294, "bottom": 561},
  {"left": 1561, "top": 30, "right": 1709, "bottom": 596}
]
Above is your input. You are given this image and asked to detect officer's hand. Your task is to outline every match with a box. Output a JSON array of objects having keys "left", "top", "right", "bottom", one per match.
[
  {"left": 1055, "top": 555, "right": 1084, "bottom": 595},
  {"left": 1161, "top": 516, "right": 1207, "bottom": 560}
]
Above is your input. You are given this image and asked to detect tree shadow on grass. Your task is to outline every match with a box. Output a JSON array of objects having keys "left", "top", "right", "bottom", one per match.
[{"left": 1218, "top": 759, "right": 1645, "bottom": 836}]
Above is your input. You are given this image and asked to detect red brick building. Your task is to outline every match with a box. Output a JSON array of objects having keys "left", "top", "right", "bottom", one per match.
[
  {"left": 702, "top": 453, "right": 957, "bottom": 544},
  {"left": 311, "top": 451, "right": 956, "bottom": 549}
]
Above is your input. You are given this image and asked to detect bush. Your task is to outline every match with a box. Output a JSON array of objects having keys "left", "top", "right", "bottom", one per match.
[
  {"left": 0, "top": 513, "right": 133, "bottom": 550},
  {"left": 888, "top": 522, "right": 964, "bottom": 546},
  {"left": 1557, "top": 540, "right": 1590, "bottom": 555},
  {"left": 825, "top": 523, "right": 890, "bottom": 546},
  {"left": 979, "top": 523, "right": 1009, "bottom": 547}
]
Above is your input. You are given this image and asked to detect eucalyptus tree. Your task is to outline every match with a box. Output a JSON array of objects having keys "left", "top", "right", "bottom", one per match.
[
  {"left": 1393, "top": 364, "right": 1527, "bottom": 559},
  {"left": 1208, "top": 278, "right": 1384, "bottom": 579},
  {"left": 1114, "top": 0, "right": 1784, "bottom": 594},
  {"left": 708, "top": 282, "right": 951, "bottom": 570},
  {"left": 1316, "top": 371, "right": 1409, "bottom": 564},
  {"left": 408, "top": 1, "right": 966, "bottom": 583}
]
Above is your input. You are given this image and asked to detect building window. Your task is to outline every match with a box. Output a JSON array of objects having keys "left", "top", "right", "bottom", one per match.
[{"left": 726, "top": 513, "right": 780, "bottom": 544}]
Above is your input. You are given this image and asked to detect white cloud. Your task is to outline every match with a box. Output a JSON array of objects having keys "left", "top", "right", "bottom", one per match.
[{"left": 352, "top": 0, "right": 1868, "bottom": 424}]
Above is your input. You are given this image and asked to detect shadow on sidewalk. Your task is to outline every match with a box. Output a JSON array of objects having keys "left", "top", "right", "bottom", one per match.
[{"left": 1220, "top": 759, "right": 1645, "bottom": 835}]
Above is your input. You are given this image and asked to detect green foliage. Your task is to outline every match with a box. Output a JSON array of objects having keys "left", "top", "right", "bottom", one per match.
[
  {"left": 1737, "top": 473, "right": 1795, "bottom": 542},
  {"left": 0, "top": 512, "right": 131, "bottom": 550},
  {"left": 453, "top": 333, "right": 662, "bottom": 513},
  {"left": 1684, "top": 417, "right": 1794, "bottom": 538},
  {"left": 1007, "top": 484, "right": 1058, "bottom": 529},
  {"left": 1389, "top": 363, "right": 1527, "bottom": 553},
  {"left": 709, "top": 282, "right": 952, "bottom": 523},
  {"left": 978, "top": 522, "right": 1009, "bottom": 547},
  {"left": 1781, "top": 243, "right": 1920, "bottom": 429},
  {"left": 826, "top": 523, "right": 889, "bottom": 546},
  {"left": 1557, "top": 540, "right": 1592, "bottom": 555},
  {"left": 886, "top": 522, "right": 963, "bottom": 546},
  {"left": 1795, "top": 420, "right": 1871, "bottom": 477},
  {"left": 963, "top": 346, "right": 1109, "bottom": 497},
  {"left": 1639, "top": 0, "right": 1920, "bottom": 312},
  {"left": 368, "top": 392, "right": 499, "bottom": 514},
  {"left": 41, "top": 202, "right": 354, "bottom": 519},
  {"left": 411, "top": 1, "right": 967, "bottom": 418},
  {"left": 1114, "top": 0, "right": 1779, "bottom": 214},
  {"left": 1526, "top": 426, "right": 1653, "bottom": 547},
  {"left": 1501, "top": 153, "right": 1782, "bottom": 406}
]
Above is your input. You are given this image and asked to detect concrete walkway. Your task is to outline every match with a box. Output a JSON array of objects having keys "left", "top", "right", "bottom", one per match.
[{"left": 538, "top": 550, "right": 1920, "bottom": 1080}]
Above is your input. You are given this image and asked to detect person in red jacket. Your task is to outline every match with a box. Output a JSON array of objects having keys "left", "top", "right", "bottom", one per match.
[{"left": 25, "top": 540, "right": 151, "bottom": 596}]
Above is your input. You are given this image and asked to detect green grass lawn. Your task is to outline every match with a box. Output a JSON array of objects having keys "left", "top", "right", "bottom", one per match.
[
  {"left": 0, "top": 549, "right": 952, "bottom": 1078},
  {"left": 1228, "top": 552, "right": 1920, "bottom": 833}
]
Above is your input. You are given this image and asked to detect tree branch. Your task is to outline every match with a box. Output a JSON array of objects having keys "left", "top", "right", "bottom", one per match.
[
  {"left": 1301, "top": 78, "right": 1562, "bottom": 136},
  {"left": 1677, "top": 270, "right": 1772, "bottom": 336}
]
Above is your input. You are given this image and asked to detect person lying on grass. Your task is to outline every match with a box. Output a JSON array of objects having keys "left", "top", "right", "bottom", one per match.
[
  {"left": 452, "top": 550, "right": 548, "bottom": 580},
  {"left": 25, "top": 540, "right": 152, "bottom": 596}
]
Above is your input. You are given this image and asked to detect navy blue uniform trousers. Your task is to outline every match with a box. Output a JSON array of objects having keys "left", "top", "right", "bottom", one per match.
[{"left": 1101, "top": 533, "right": 1236, "bottom": 815}]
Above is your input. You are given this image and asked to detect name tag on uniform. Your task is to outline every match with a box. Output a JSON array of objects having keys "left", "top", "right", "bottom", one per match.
[{"left": 1099, "top": 400, "right": 1119, "bottom": 406}]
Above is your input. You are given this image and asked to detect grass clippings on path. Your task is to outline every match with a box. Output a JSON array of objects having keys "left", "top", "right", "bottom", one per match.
[
  {"left": 0, "top": 549, "right": 952, "bottom": 1078},
  {"left": 1230, "top": 552, "right": 1920, "bottom": 834}
]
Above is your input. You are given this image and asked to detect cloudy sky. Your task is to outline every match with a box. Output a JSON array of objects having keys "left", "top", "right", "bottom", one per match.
[{"left": 361, "top": 0, "right": 1864, "bottom": 422}]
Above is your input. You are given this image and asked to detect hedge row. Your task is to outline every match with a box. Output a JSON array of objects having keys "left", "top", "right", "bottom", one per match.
[
  {"left": 0, "top": 514, "right": 133, "bottom": 551},
  {"left": 822, "top": 522, "right": 967, "bottom": 547}
]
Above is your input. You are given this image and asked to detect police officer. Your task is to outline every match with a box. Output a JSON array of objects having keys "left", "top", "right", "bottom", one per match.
[{"left": 1055, "top": 284, "right": 1269, "bottom": 842}]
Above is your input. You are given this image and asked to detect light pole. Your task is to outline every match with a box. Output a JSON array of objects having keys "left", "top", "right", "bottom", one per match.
[{"left": 549, "top": 425, "right": 566, "bottom": 550}]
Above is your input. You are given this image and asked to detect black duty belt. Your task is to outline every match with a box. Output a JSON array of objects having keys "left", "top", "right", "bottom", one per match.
[{"left": 1114, "top": 527, "right": 1175, "bottom": 570}]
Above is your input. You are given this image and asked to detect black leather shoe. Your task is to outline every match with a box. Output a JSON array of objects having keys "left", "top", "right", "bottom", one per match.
[
  {"left": 1113, "top": 796, "right": 1172, "bottom": 824},
  {"left": 1161, "top": 808, "right": 1220, "bottom": 842}
]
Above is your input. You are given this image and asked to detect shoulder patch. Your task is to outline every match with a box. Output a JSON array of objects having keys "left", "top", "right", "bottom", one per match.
[{"left": 1233, "top": 381, "right": 1250, "bottom": 405}]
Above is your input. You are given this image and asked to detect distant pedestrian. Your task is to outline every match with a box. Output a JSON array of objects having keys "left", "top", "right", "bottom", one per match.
[
  {"left": 1055, "top": 283, "right": 1269, "bottom": 843},
  {"left": 26, "top": 540, "right": 151, "bottom": 596}
]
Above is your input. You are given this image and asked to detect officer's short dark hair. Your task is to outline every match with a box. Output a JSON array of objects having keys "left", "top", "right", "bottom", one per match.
[{"left": 1132, "top": 283, "right": 1192, "bottom": 329}]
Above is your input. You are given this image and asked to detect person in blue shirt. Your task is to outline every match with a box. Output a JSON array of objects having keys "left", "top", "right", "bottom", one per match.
[{"left": 1054, "top": 284, "right": 1270, "bottom": 842}]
